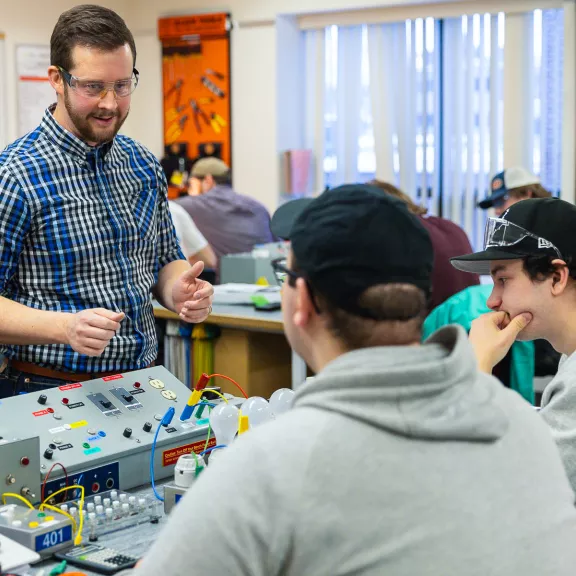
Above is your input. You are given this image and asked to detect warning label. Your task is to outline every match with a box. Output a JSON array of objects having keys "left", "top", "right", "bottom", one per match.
[
  {"left": 103, "top": 374, "right": 123, "bottom": 382},
  {"left": 59, "top": 383, "right": 82, "bottom": 391},
  {"left": 32, "top": 409, "right": 50, "bottom": 417},
  {"left": 162, "top": 437, "right": 216, "bottom": 467}
]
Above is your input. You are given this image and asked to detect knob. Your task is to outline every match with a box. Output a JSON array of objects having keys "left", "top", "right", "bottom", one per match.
[
  {"left": 43, "top": 448, "right": 54, "bottom": 460},
  {"left": 143, "top": 422, "right": 152, "bottom": 433},
  {"left": 123, "top": 428, "right": 132, "bottom": 438},
  {"left": 122, "top": 394, "right": 134, "bottom": 402},
  {"left": 38, "top": 394, "right": 47, "bottom": 405},
  {"left": 100, "top": 400, "right": 112, "bottom": 409}
]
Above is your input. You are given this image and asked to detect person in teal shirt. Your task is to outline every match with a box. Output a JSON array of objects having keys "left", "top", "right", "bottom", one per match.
[{"left": 423, "top": 284, "right": 534, "bottom": 403}]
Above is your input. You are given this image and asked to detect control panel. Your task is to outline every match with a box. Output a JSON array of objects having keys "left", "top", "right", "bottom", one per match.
[
  {"left": 0, "top": 366, "right": 217, "bottom": 498},
  {"left": 0, "top": 437, "right": 41, "bottom": 506}
]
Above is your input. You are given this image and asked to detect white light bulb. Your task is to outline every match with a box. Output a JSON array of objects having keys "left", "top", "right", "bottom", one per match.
[
  {"left": 209, "top": 403, "right": 240, "bottom": 446},
  {"left": 242, "top": 397, "right": 272, "bottom": 428},
  {"left": 269, "top": 388, "right": 295, "bottom": 417}
]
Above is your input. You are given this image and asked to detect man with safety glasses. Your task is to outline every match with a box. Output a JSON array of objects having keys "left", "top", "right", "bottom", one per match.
[
  {"left": 0, "top": 5, "right": 213, "bottom": 397},
  {"left": 452, "top": 197, "right": 576, "bottom": 493}
]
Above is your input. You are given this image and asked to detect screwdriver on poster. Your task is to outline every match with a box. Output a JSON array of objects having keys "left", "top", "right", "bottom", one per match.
[{"left": 201, "top": 76, "right": 225, "bottom": 98}]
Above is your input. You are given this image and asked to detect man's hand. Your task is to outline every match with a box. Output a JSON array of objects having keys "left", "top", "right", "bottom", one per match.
[
  {"left": 469, "top": 311, "right": 532, "bottom": 373},
  {"left": 172, "top": 261, "right": 214, "bottom": 323},
  {"left": 63, "top": 309, "right": 125, "bottom": 356}
]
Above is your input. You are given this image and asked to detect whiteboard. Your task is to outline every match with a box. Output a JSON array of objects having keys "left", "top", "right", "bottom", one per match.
[{"left": 16, "top": 45, "right": 54, "bottom": 137}]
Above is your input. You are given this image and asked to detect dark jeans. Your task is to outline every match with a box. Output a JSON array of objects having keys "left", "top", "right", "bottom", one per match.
[{"left": 0, "top": 365, "right": 70, "bottom": 399}]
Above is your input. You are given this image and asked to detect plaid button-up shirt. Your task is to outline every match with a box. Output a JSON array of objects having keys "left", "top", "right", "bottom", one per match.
[{"left": 0, "top": 106, "right": 184, "bottom": 372}]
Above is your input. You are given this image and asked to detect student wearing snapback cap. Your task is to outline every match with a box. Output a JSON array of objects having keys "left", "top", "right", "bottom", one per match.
[
  {"left": 478, "top": 168, "right": 560, "bottom": 380},
  {"left": 452, "top": 197, "right": 576, "bottom": 493},
  {"left": 478, "top": 166, "right": 551, "bottom": 216},
  {"left": 134, "top": 185, "right": 576, "bottom": 576}
]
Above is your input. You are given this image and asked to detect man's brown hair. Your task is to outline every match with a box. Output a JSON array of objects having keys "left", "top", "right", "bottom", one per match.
[
  {"left": 367, "top": 180, "right": 427, "bottom": 216},
  {"left": 51, "top": 4, "right": 137, "bottom": 71},
  {"left": 509, "top": 183, "right": 552, "bottom": 201},
  {"left": 318, "top": 284, "right": 428, "bottom": 349}
]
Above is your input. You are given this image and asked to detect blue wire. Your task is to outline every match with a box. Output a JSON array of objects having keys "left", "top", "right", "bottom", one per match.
[
  {"left": 198, "top": 444, "right": 227, "bottom": 457},
  {"left": 150, "top": 422, "right": 164, "bottom": 501},
  {"left": 149, "top": 403, "right": 216, "bottom": 502},
  {"left": 150, "top": 407, "right": 175, "bottom": 502},
  {"left": 76, "top": 474, "right": 84, "bottom": 499}
]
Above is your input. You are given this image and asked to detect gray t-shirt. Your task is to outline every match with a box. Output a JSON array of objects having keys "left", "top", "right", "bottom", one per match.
[{"left": 176, "top": 185, "right": 274, "bottom": 260}]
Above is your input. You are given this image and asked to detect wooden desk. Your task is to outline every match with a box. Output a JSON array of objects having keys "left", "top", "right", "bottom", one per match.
[{"left": 154, "top": 304, "right": 305, "bottom": 397}]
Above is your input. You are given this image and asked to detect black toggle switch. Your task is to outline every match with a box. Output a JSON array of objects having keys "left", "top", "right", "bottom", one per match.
[
  {"left": 100, "top": 400, "right": 112, "bottom": 409},
  {"left": 38, "top": 394, "right": 47, "bottom": 405},
  {"left": 43, "top": 448, "right": 54, "bottom": 460},
  {"left": 122, "top": 394, "right": 134, "bottom": 403},
  {"left": 143, "top": 422, "right": 152, "bottom": 433},
  {"left": 123, "top": 427, "right": 132, "bottom": 438}
]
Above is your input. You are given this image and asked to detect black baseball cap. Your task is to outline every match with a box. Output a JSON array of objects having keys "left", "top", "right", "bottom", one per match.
[
  {"left": 452, "top": 197, "right": 576, "bottom": 275},
  {"left": 270, "top": 184, "right": 433, "bottom": 318}
]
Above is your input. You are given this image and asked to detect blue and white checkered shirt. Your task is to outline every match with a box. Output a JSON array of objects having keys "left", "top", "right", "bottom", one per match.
[{"left": 0, "top": 106, "right": 185, "bottom": 372}]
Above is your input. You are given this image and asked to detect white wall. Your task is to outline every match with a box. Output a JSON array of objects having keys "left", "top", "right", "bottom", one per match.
[{"left": 0, "top": 0, "right": 129, "bottom": 144}]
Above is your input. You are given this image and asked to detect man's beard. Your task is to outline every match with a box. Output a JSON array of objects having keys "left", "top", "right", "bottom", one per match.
[{"left": 64, "top": 87, "right": 128, "bottom": 145}]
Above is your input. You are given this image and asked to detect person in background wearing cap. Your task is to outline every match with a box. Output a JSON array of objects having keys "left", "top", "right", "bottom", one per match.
[
  {"left": 132, "top": 185, "right": 576, "bottom": 576},
  {"left": 368, "top": 179, "right": 479, "bottom": 310},
  {"left": 478, "top": 166, "right": 551, "bottom": 216},
  {"left": 177, "top": 157, "right": 275, "bottom": 266},
  {"left": 452, "top": 197, "right": 576, "bottom": 494}
]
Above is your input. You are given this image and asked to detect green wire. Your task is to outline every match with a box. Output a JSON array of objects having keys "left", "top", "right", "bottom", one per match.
[{"left": 188, "top": 406, "right": 212, "bottom": 473}]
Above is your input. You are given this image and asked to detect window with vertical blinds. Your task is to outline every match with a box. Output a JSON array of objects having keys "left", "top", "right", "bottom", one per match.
[{"left": 303, "top": 8, "right": 564, "bottom": 250}]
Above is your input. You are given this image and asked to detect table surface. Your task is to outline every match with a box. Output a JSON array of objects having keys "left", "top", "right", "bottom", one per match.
[
  {"left": 153, "top": 302, "right": 284, "bottom": 333},
  {"left": 29, "top": 483, "right": 166, "bottom": 576}
]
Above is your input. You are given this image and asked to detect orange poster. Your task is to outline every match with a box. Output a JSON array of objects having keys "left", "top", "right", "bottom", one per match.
[{"left": 158, "top": 13, "right": 231, "bottom": 197}]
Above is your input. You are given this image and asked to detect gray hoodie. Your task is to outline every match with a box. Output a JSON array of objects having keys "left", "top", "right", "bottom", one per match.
[
  {"left": 135, "top": 326, "right": 576, "bottom": 576},
  {"left": 541, "top": 351, "right": 576, "bottom": 493}
]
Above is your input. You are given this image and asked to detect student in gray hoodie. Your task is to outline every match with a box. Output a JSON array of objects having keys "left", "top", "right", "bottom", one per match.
[
  {"left": 134, "top": 186, "right": 576, "bottom": 576},
  {"left": 452, "top": 197, "right": 576, "bottom": 496}
]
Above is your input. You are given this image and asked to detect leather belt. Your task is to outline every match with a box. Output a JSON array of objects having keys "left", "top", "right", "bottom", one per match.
[{"left": 9, "top": 360, "right": 154, "bottom": 383}]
